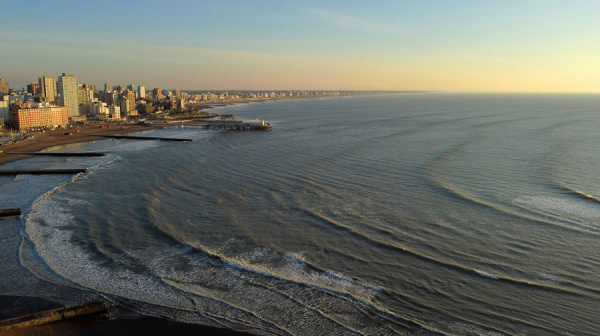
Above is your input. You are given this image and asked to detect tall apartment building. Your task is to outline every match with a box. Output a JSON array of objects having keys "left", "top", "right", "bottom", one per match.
[
  {"left": 77, "top": 84, "right": 94, "bottom": 106},
  {"left": 0, "top": 79, "right": 9, "bottom": 94},
  {"left": 174, "top": 88, "right": 181, "bottom": 99},
  {"left": 104, "top": 83, "right": 112, "bottom": 92},
  {"left": 126, "top": 90, "right": 136, "bottom": 114},
  {"left": 27, "top": 82, "right": 40, "bottom": 95},
  {"left": 138, "top": 85, "right": 146, "bottom": 99},
  {"left": 57, "top": 73, "right": 79, "bottom": 117},
  {"left": 38, "top": 76, "right": 57, "bottom": 102},
  {"left": 0, "top": 96, "right": 9, "bottom": 123}
]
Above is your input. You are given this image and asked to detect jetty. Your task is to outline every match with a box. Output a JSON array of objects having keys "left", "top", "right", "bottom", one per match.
[
  {"left": 91, "top": 135, "right": 193, "bottom": 142},
  {"left": 0, "top": 208, "right": 21, "bottom": 217},
  {"left": 0, "top": 168, "right": 88, "bottom": 175},
  {"left": 0, "top": 301, "right": 108, "bottom": 331},
  {"left": 4, "top": 152, "right": 106, "bottom": 157}
]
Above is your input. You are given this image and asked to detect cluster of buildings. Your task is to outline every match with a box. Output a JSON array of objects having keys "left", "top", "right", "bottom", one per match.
[
  {"left": 0, "top": 75, "right": 188, "bottom": 131},
  {"left": 1, "top": 74, "right": 373, "bottom": 132}
]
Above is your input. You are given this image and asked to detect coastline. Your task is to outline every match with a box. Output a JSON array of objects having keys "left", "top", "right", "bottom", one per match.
[
  {"left": 0, "top": 122, "right": 258, "bottom": 335},
  {"left": 0, "top": 124, "right": 158, "bottom": 167}
]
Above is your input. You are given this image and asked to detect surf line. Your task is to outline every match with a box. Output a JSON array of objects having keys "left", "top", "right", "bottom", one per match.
[{"left": 303, "top": 208, "right": 600, "bottom": 299}]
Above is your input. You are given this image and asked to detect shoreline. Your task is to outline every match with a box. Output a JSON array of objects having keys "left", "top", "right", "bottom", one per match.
[
  {"left": 0, "top": 124, "right": 159, "bottom": 167},
  {"left": 0, "top": 122, "right": 258, "bottom": 335}
]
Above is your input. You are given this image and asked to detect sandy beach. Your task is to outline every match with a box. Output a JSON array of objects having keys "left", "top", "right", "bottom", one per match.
[{"left": 0, "top": 124, "right": 159, "bottom": 167}]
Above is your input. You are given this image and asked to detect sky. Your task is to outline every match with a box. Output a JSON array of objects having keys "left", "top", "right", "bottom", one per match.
[{"left": 1, "top": 0, "right": 599, "bottom": 92}]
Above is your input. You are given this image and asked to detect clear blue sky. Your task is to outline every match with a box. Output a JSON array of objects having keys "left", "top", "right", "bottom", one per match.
[{"left": 2, "top": 0, "right": 599, "bottom": 92}]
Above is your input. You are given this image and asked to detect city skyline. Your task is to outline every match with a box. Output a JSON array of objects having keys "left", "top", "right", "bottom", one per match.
[{"left": 2, "top": 1, "right": 600, "bottom": 92}]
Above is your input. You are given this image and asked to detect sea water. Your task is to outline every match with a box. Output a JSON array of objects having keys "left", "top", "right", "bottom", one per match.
[{"left": 2, "top": 93, "right": 600, "bottom": 335}]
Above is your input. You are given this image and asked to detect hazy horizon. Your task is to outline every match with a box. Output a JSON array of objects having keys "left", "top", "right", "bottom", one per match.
[{"left": 2, "top": 1, "right": 599, "bottom": 93}]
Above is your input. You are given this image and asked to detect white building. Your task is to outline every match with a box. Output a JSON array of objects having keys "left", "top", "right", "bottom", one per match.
[
  {"left": 109, "top": 104, "right": 121, "bottom": 120},
  {"left": 38, "top": 76, "right": 57, "bottom": 102},
  {"left": 138, "top": 85, "right": 145, "bottom": 99},
  {"left": 57, "top": 73, "right": 78, "bottom": 117}
]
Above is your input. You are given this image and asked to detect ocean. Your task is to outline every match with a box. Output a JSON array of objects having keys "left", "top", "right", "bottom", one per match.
[{"left": 1, "top": 93, "right": 599, "bottom": 335}]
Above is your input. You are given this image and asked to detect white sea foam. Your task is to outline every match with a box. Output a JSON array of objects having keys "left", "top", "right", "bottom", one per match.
[
  {"left": 25, "top": 193, "right": 375, "bottom": 335},
  {"left": 514, "top": 195, "right": 600, "bottom": 218},
  {"left": 474, "top": 269, "right": 499, "bottom": 280},
  {"left": 449, "top": 322, "right": 506, "bottom": 336},
  {"left": 208, "top": 243, "right": 381, "bottom": 303},
  {"left": 126, "top": 244, "right": 398, "bottom": 336},
  {"left": 25, "top": 194, "right": 202, "bottom": 311}
]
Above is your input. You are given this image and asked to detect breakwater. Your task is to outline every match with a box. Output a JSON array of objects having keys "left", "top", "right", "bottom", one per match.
[
  {"left": 92, "top": 135, "right": 193, "bottom": 142},
  {"left": 0, "top": 208, "right": 21, "bottom": 217},
  {"left": 4, "top": 152, "right": 106, "bottom": 157},
  {"left": 0, "top": 168, "right": 88, "bottom": 175},
  {"left": 0, "top": 301, "right": 108, "bottom": 331}
]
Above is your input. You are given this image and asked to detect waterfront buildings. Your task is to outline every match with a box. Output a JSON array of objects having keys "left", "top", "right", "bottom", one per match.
[
  {"left": 57, "top": 73, "right": 79, "bottom": 117},
  {"left": 38, "top": 76, "right": 57, "bottom": 102},
  {"left": 9, "top": 102, "right": 68, "bottom": 130}
]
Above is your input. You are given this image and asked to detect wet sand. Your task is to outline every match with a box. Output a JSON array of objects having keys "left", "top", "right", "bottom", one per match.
[{"left": 0, "top": 124, "right": 157, "bottom": 166}]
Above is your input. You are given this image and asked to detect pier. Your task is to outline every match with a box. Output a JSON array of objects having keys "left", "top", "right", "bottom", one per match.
[
  {"left": 195, "top": 120, "right": 273, "bottom": 131},
  {"left": 0, "top": 301, "right": 108, "bottom": 331},
  {"left": 0, "top": 168, "right": 88, "bottom": 175}
]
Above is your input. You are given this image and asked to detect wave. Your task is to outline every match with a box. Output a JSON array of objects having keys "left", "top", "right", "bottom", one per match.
[
  {"left": 424, "top": 166, "right": 600, "bottom": 237},
  {"left": 555, "top": 183, "right": 600, "bottom": 205},
  {"left": 22, "top": 181, "right": 440, "bottom": 335},
  {"left": 300, "top": 207, "right": 600, "bottom": 300},
  {"left": 25, "top": 193, "right": 440, "bottom": 335}
]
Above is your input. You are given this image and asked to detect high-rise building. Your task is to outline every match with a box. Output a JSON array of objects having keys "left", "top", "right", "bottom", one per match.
[
  {"left": 84, "top": 84, "right": 96, "bottom": 92},
  {"left": 78, "top": 84, "right": 93, "bottom": 105},
  {"left": 125, "top": 90, "right": 135, "bottom": 114},
  {"left": 138, "top": 85, "right": 146, "bottom": 99},
  {"left": 0, "top": 79, "right": 9, "bottom": 94},
  {"left": 27, "top": 82, "right": 40, "bottom": 95},
  {"left": 0, "top": 96, "right": 9, "bottom": 123},
  {"left": 104, "top": 83, "right": 112, "bottom": 92},
  {"left": 174, "top": 88, "right": 181, "bottom": 99},
  {"left": 57, "top": 73, "right": 79, "bottom": 117},
  {"left": 38, "top": 76, "right": 57, "bottom": 102},
  {"left": 152, "top": 88, "right": 162, "bottom": 101}
]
